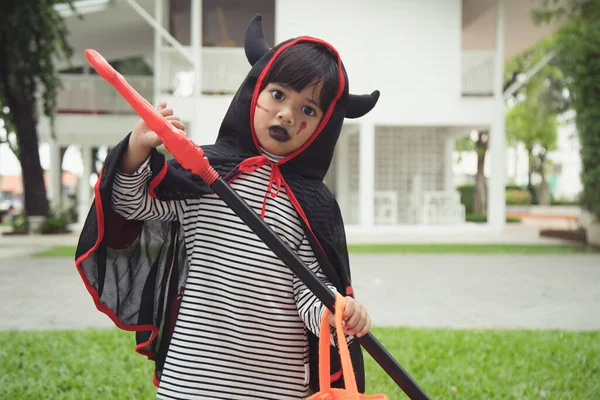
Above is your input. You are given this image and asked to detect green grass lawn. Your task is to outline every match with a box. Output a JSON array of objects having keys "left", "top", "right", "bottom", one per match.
[
  {"left": 36, "top": 243, "right": 598, "bottom": 258},
  {"left": 0, "top": 327, "right": 598, "bottom": 399},
  {"left": 346, "top": 244, "right": 598, "bottom": 254},
  {"left": 36, "top": 246, "right": 78, "bottom": 258}
]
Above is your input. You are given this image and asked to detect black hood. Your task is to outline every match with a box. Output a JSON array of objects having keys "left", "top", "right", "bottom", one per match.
[{"left": 214, "top": 14, "right": 380, "bottom": 181}]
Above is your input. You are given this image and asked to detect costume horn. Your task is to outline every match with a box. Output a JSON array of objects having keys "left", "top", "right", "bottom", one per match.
[
  {"left": 346, "top": 90, "right": 380, "bottom": 119},
  {"left": 244, "top": 14, "right": 270, "bottom": 66}
]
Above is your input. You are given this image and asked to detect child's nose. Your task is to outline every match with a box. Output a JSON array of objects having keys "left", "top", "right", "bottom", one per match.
[{"left": 277, "top": 108, "right": 294, "bottom": 126}]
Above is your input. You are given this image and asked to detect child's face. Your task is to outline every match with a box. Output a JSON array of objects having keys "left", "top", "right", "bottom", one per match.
[{"left": 253, "top": 82, "right": 325, "bottom": 156}]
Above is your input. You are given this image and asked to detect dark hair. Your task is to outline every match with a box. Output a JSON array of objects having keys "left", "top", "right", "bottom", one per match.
[{"left": 260, "top": 42, "right": 340, "bottom": 111}]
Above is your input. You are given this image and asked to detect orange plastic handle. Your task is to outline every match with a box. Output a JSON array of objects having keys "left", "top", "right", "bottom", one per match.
[{"left": 85, "top": 49, "right": 219, "bottom": 184}]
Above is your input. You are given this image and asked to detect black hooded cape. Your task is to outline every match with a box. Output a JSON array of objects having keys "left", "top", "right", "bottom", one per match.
[{"left": 75, "top": 14, "right": 379, "bottom": 393}]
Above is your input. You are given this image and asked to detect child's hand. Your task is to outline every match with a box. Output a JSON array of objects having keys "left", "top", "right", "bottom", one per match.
[
  {"left": 132, "top": 101, "right": 186, "bottom": 150},
  {"left": 328, "top": 296, "right": 371, "bottom": 338}
]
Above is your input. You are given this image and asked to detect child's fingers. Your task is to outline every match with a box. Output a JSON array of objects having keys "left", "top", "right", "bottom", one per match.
[
  {"left": 347, "top": 308, "right": 368, "bottom": 335},
  {"left": 355, "top": 314, "right": 371, "bottom": 338},
  {"left": 160, "top": 107, "right": 174, "bottom": 116},
  {"left": 343, "top": 297, "right": 355, "bottom": 321},
  {"left": 344, "top": 305, "right": 364, "bottom": 334},
  {"left": 156, "top": 101, "right": 167, "bottom": 110},
  {"left": 171, "top": 121, "right": 186, "bottom": 130},
  {"left": 165, "top": 115, "right": 185, "bottom": 131}
]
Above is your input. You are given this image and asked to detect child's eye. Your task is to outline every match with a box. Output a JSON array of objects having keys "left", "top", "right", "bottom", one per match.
[
  {"left": 301, "top": 106, "right": 316, "bottom": 116},
  {"left": 270, "top": 90, "right": 284, "bottom": 100}
]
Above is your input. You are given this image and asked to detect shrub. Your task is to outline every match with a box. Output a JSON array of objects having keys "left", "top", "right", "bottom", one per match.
[
  {"left": 505, "top": 184, "right": 524, "bottom": 191},
  {"left": 40, "top": 207, "right": 71, "bottom": 234},
  {"left": 10, "top": 213, "right": 28, "bottom": 233},
  {"left": 505, "top": 189, "right": 531, "bottom": 205},
  {"left": 466, "top": 213, "right": 522, "bottom": 223},
  {"left": 551, "top": 198, "right": 581, "bottom": 206},
  {"left": 457, "top": 185, "right": 475, "bottom": 213},
  {"left": 458, "top": 184, "right": 533, "bottom": 210}
]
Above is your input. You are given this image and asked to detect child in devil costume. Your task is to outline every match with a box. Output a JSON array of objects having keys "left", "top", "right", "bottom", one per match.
[{"left": 75, "top": 15, "right": 380, "bottom": 399}]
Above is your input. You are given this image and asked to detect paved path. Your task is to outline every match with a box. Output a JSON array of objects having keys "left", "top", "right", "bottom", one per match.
[
  {"left": 1, "top": 253, "right": 599, "bottom": 331},
  {"left": 350, "top": 254, "right": 600, "bottom": 330}
]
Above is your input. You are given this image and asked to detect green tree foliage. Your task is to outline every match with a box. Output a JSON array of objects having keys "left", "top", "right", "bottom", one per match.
[
  {"left": 506, "top": 78, "right": 559, "bottom": 204},
  {"left": 534, "top": 0, "right": 600, "bottom": 218},
  {"left": 503, "top": 30, "right": 572, "bottom": 205},
  {"left": 504, "top": 36, "right": 571, "bottom": 114},
  {"left": 0, "top": 1, "right": 74, "bottom": 217},
  {"left": 458, "top": 34, "right": 567, "bottom": 210}
]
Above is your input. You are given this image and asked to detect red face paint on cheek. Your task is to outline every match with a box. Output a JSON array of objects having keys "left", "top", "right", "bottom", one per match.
[
  {"left": 256, "top": 103, "right": 269, "bottom": 113},
  {"left": 295, "top": 121, "right": 307, "bottom": 136}
]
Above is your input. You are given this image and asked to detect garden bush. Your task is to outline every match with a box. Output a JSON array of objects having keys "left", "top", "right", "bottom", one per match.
[
  {"left": 466, "top": 213, "right": 522, "bottom": 223},
  {"left": 505, "top": 189, "right": 531, "bottom": 205},
  {"left": 40, "top": 207, "right": 71, "bottom": 234}
]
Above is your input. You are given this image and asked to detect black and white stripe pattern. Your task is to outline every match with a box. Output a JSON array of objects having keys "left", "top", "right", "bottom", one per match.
[{"left": 112, "top": 156, "right": 338, "bottom": 399}]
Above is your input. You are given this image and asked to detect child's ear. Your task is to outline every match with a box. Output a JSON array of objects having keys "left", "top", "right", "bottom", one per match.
[
  {"left": 346, "top": 90, "right": 380, "bottom": 119},
  {"left": 244, "top": 14, "right": 270, "bottom": 66}
]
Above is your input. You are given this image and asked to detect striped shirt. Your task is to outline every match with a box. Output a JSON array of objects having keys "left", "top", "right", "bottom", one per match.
[{"left": 111, "top": 154, "right": 339, "bottom": 399}]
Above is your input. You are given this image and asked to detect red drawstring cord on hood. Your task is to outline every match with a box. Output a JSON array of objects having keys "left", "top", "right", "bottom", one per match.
[{"left": 238, "top": 155, "right": 283, "bottom": 219}]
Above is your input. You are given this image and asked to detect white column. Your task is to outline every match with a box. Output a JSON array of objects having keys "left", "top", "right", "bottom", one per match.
[
  {"left": 335, "top": 129, "right": 351, "bottom": 221},
  {"left": 359, "top": 120, "right": 375, "bottom": 228},
  {"left": 190, "top": 0, "right": 203, "bottom": 143},
  {"left": 444, "top": 135, "right": 455, "bottom": 191},
  {"left": 153, "top": 0, "right": 163, "bottom": 105},
  {"left": 48, "top": 138, "right": 62, "bottom": 206},
  {"left": 488, "top": 0, "right": 506, "bottom": 231},
  {"left": 77, "top": 145, "right": 93, "bottom": 224}
]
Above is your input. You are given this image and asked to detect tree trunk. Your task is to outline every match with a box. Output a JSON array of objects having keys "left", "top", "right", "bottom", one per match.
[
  {"left": 9, "top": 89, "right": 49, "bottom": 217},
  {"left": 473, "top": 131, "right": 489, "bottom": 214},
  {"left": 538, "top": 180, "right": 551, "bottom": 205},
  {"left": 59, "top": 146, "right": 68, "bottom": 203},
  {"left": 527, "top": 150, "right": 537, "bottom": 205},
  {"left": 92, "top": 146, "right": 99, "bottom": 174},
  {"left": 537, "top": 152, "right": 551, "bottom": 205}
]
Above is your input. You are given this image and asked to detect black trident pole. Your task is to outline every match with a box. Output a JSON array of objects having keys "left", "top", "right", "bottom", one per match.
[
  {"left": 210, "top": 178, "right": 431, "bottom": 400},
  {"left": 85, "top": 48, "right": 431, "bottom": 400}
]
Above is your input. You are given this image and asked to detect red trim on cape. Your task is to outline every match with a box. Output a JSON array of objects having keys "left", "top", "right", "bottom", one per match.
[
  {"left": 227, "top": 165, "right": 352, "bottom": 383},
  {"left": 280, "top": 179, "right": 325, "bottom": 256},
  {"left": 280, "top": 173, "right": 353, "bottom": 385},
  {"left": 149, "top": 161, "right": 169, "bottom": 199},
  {"left": 74, "top": 167, "right": 159, "bottom": 359}
]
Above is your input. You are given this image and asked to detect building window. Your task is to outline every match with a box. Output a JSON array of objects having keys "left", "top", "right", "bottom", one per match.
[{"left": 169, "top": 0, "right": 275, "bottom": 47}]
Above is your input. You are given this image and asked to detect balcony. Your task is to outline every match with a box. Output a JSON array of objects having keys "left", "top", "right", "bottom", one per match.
[
  {"left": 54, "top": 48, "right": 495, "bottom": 115},
  {"left": 461, "top": 50, "right": 495, "bottom": 96},
  {"left": 56, "top": 74, "right": 153, "bottom": 114},
  {"left": 159, "top": 46, "right": 249, "bottom": 96},
  {"left": 55, "top": 47, "right": 248, "bottom": 115}
]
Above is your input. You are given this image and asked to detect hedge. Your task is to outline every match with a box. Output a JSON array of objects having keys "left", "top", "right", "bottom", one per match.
[{"left": 457, "top": 184, "right": 534, "bottom": 213}]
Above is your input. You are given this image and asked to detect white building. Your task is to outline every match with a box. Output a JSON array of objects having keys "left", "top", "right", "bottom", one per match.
[{"left": 38, "top": 0, "right": 561, "bottom": 241}]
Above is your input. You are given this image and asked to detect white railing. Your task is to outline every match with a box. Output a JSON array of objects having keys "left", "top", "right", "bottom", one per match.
[
  {"left": 348, "top": 191, "right": 399, "bottom": 226},
  {"left": 422, "top": 191, "right": 466, "bottom": 225},
  {"left": 57, "top": 74, "right": 153, "bottom": 114},
  {"left": 159, "top": 46, "right": 250, "bottom": 96},
  {"left": 374, "top": 191, "right": 399, "bottom": 225},
  {"left": 462, "top": 50, "right": 495, "bottom": 96}
]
